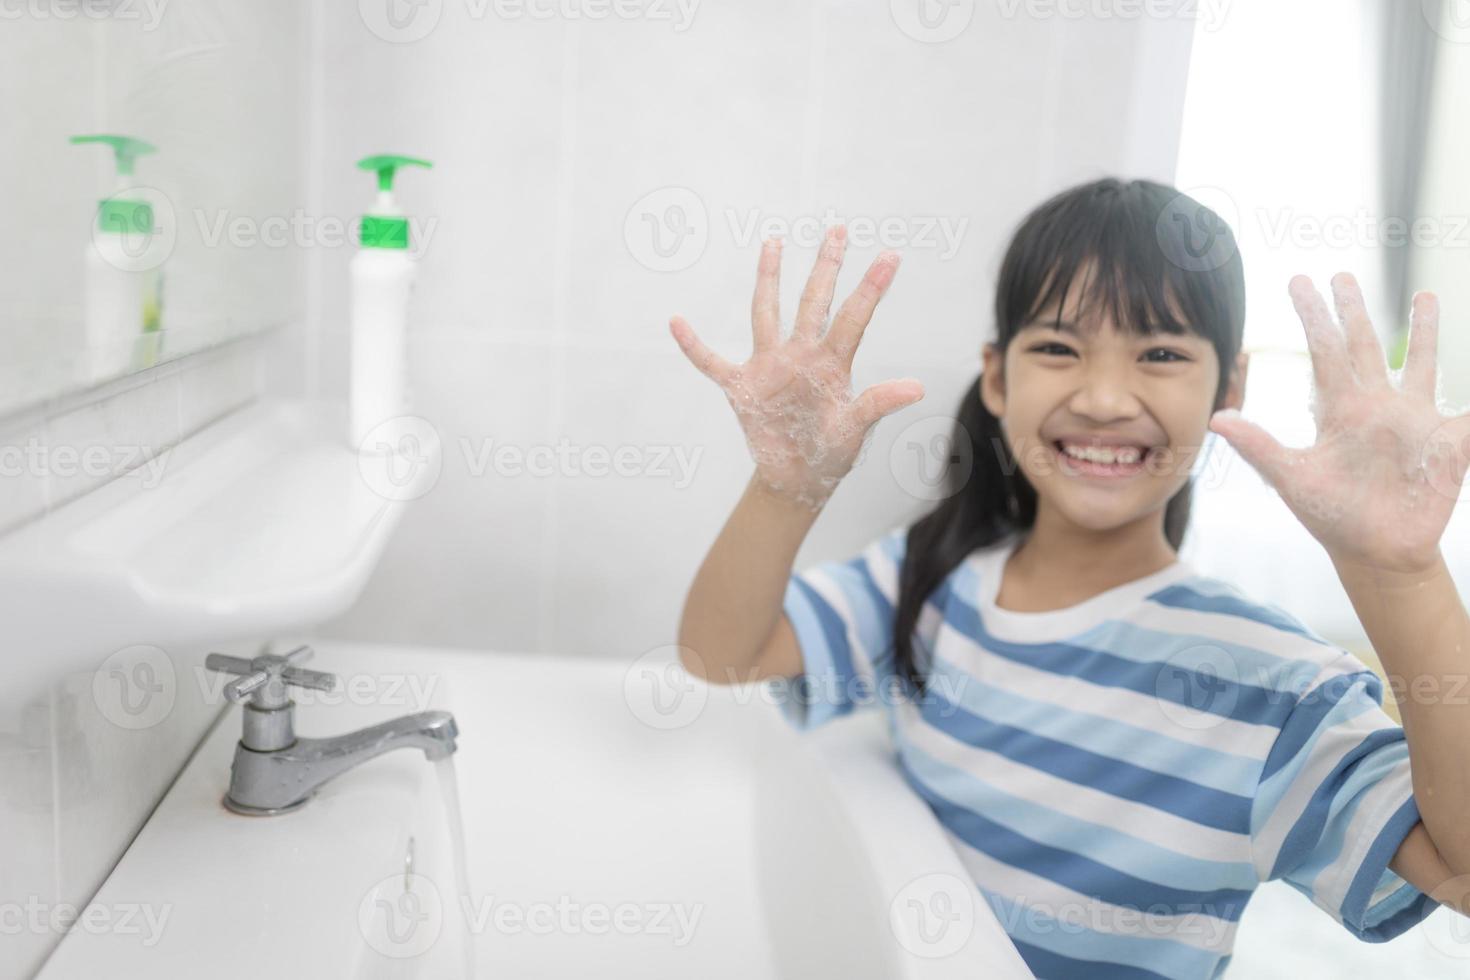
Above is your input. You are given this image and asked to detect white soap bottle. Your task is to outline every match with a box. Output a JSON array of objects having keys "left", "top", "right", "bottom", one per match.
[
  {"left": 349, "top": 154, "right": 433, "bottom": 453},
  {"left": 71, "top": 134, "right": 165, "bottom": 384}
]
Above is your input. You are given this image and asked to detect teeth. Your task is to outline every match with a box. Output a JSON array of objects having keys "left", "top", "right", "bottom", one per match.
[{"left": 1060, "top": 442, "right": 1144, "bottom": 465}]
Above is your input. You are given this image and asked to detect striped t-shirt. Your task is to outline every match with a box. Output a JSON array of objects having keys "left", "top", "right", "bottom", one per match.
[{"left": 771, "top": 526, "right": 1441, "bottom": 979}]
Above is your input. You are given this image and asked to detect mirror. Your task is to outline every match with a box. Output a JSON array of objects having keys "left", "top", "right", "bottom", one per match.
[{"left": 0, "top": 1, "right": 304, "bottom": 419}]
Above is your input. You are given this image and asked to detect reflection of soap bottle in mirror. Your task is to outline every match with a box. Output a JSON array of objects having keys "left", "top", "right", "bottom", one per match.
[
  {"left": 349, "top": 154, "right": 433, "bottom": 454},
  {"left": 70, "top": 134, "right": 165, "bottom": 383}
]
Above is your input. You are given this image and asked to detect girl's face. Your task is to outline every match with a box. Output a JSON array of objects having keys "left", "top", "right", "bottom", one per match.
[{"left": 980, "top": 278, "right": 1249, "bottom": 536}]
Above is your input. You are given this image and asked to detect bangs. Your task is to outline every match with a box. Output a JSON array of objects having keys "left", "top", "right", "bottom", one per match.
[{"left": 996, "top": 179, "right": 1245, "bottom": 353}]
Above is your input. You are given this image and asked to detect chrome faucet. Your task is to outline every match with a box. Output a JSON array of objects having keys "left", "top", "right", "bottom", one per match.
[{"left": 205, "top": 645, "right": 458, "bottom": 816}]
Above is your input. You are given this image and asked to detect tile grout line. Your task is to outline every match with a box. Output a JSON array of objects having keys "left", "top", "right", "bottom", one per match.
[{"left": 538, "top": 20, "right": 581, "bottom": 653}]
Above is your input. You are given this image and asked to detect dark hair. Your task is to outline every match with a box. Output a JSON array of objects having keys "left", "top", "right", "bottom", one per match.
[{"left": 892, "top": 177, "right": 1246, "bottom": 691}]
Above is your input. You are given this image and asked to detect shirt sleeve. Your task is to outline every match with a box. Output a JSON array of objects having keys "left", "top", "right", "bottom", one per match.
[
  {"left": 768, "top": 525, "right": 915, "bottom": 731},
  {"left": 1249, "top": 664, "right": 1442, "bottom": 941}
]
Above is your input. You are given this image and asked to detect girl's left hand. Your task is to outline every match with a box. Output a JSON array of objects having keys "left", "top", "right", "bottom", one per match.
[{"left": 1208, "top": 273, "right": 1470, "bottom": 575}]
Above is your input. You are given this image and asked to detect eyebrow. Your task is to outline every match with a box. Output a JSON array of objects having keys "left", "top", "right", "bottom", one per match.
[
  {"left": 1021, "top": 319, "right": 1084, "bottom": 337},
  {"left": 1021, "top": 318, "right": 1202, "bottom": 342}
]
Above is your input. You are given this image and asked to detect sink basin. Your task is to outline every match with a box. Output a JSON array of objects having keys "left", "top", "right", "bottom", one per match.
[{"left": 36, "top": 642, "right": 1034, "bottom": 979}]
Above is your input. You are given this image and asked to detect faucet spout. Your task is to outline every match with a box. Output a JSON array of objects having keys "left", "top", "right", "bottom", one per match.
[
  {"left": 206, "top": 647, "right": 459, "bottom": 816},
  {"left": 224, "top": 710, "right": 458, "bottom": 816}
]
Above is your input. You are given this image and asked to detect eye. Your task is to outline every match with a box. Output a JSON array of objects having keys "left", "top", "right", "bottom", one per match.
[
  {"left": 1141, "top": 347, "right": 1190, "bottom": 363},
  {"left": 1027, "top": 342, "right": 1077, "bottom": 357}
]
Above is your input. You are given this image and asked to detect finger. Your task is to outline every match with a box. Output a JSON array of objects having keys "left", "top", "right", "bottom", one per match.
[
  {"left": 849, "top": 377, "right": 925, "bottom": 430},
  {"left": 751, "top": 237, "right": 783, "bottom": 353},
  {"left": 1403, "top": 290, "right": 1440, "bottom": 401},
  {"left": 1208, "top": 408, "right": 1297, "bottom": 491},
  {"left": 1330, "top": 272, "right": 1388, "bottom": 389},
  {"left": 826, "top": 251, "right": 903, "bottom": 369},
  {"left": 1288, "top": 275, "right": 1352, "bottom": 405},
  {"left": 792, "top": 225, "right": 848, "bottom": 342},
  {"left": 670, "top": 316, "right": 737, "bottom": 386}
]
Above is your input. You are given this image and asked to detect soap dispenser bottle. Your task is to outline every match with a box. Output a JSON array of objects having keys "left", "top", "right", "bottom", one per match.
[
  {"left": 349, "top": 153, "right": 433, "bottom": 453},
  {"left": 70, "top": 134, "right": 164, "bottom": 383}
]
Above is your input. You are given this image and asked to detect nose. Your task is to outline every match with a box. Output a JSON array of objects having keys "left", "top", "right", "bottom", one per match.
[{"left": 1068, "top": 358, "right": 1143, "bottom": 422}]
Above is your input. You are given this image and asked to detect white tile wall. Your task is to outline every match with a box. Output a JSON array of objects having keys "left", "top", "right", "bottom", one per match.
[
  {"left": 0, "top": 341, "right": 268, "bottom": 978},
  {"left": 313, "top": 3, "right": 1196, "bottom": 656},
  {"left": 0, "top": 340, "right": 263, "bottom": 538},
  {"left": 1, "top": 1, "right": 308, "bottom": 973}
]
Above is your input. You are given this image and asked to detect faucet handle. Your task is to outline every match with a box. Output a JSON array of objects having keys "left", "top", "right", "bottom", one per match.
[{"left": 205, "top": 645, "right": 338, "bottom": 706}]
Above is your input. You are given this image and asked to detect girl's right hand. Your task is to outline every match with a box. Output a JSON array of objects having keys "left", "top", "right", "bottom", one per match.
[{"left": 669, "top": 226, "right": 925, "bottom": 510}]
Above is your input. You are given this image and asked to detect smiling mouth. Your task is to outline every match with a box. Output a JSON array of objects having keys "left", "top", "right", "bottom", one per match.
[{"left": 1050, "top": 440, "right": 1161, "bottom": 479}]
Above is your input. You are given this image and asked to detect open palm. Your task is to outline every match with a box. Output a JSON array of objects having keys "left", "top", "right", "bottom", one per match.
[
  {"left": 1210, "top": 273, "right": 1470, "bottom": 574},
  {"left": 670, "top": 227, "right": 924, "bottom": 508}
]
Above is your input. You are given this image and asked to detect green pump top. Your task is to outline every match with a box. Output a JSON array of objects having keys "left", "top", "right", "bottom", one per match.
[
  {"left": 356, "top": 154, "right": 433, "bottom": 250},
  {"left": 71, "top": 134, "right": 158, "bottom": 235},
  {"left": 71, "top": 134, "right": 156, "bottom": 176}
]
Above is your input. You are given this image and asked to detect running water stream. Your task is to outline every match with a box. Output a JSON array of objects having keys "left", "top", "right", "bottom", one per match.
[{"left": 436, "top": 756, "right": 476, "bottom": 978}]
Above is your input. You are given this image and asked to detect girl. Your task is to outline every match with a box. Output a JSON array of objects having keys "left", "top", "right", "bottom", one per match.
[{"left": 669, "top": 178, "right": 1470, "bottom": 979}]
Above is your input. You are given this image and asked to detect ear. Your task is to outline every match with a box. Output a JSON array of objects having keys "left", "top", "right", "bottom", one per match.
[
  {"left": 980, "top": 343, "right": 1007, "bottom": 418},
  {"left": 1220, "top": 350, "right": 1248, "bottom": 412}
]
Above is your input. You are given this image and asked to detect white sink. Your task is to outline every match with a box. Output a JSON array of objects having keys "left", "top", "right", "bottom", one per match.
[
  {"left": 0, "top": 400, "right": 440, "bottom": 705},
  {"left": 36, "top": 642, "right": 1034, "bottom": 979}
]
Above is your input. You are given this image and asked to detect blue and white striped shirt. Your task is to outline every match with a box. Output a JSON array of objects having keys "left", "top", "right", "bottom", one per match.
[{"left": 772, "top": 526, "right": 1441, "bottom": 979}]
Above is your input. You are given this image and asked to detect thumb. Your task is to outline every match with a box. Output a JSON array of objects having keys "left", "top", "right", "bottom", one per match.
[
  {"left": 850, "top": 378, "right": 925, "bottom": 430},
  {"left": 1209, "top": 408, "right": 1293, "bottom": 489}
]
